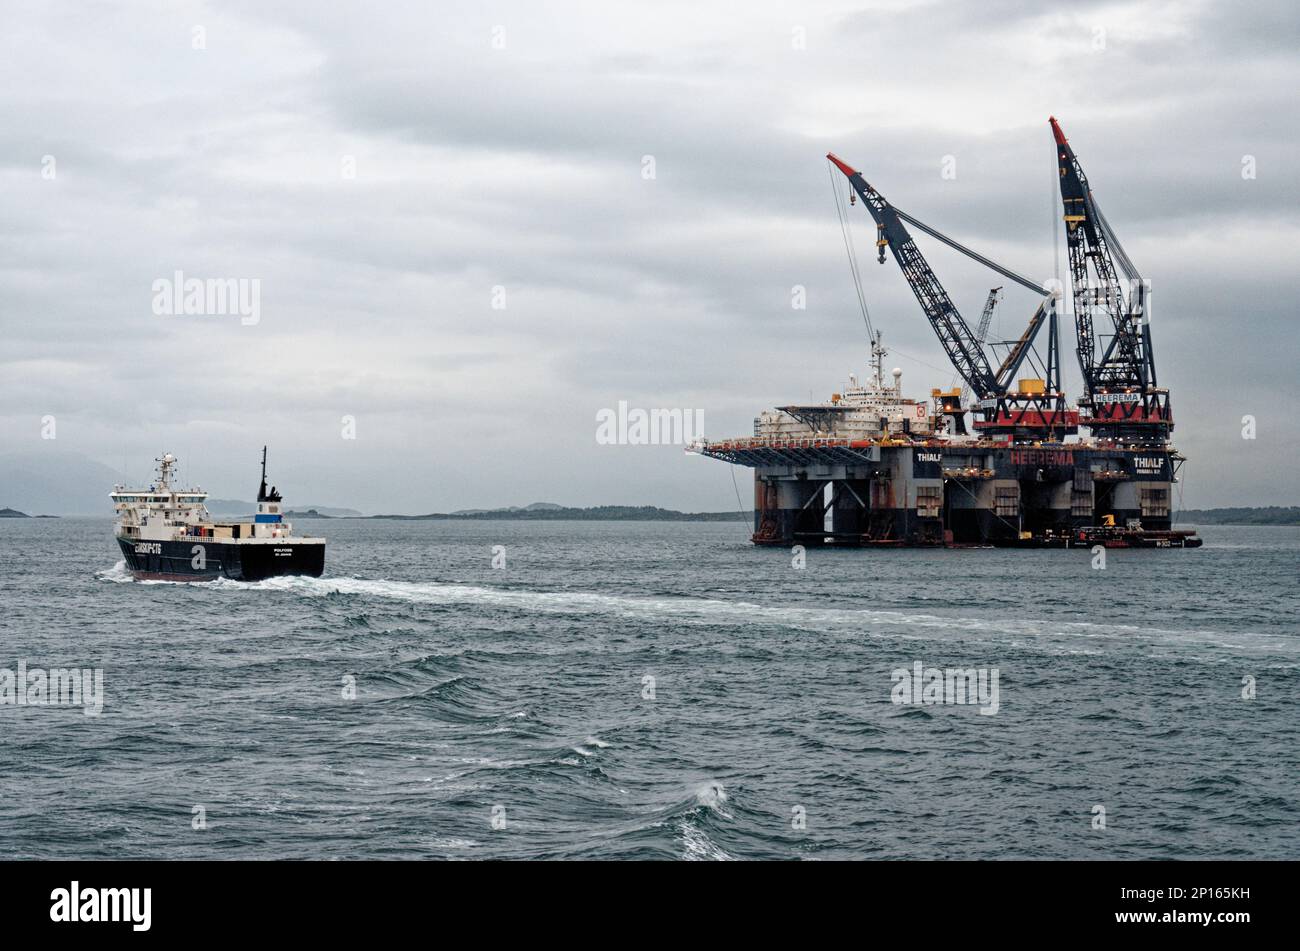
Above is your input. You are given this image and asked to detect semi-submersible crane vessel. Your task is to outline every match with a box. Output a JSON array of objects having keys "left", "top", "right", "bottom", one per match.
[{"left": 691, "top": 117, "right": 1199, "bottom": 549}]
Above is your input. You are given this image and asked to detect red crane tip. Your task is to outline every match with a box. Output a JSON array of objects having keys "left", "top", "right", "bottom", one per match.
[
  {"left": 1048, "top": 116, "right": 1068, "bottom": 145},
  {"left": 826, "top": 152, "right": 858, "bottom": 177}
]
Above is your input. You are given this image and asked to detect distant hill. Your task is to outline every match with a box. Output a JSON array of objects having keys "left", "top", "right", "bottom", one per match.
[
  {"left": 369, "top": 503, "right": 1300, "bottom": 524},
  {"left": 0, "top": 507, "right": 31, "bottom": 518},
  {"left": 366, "top": 504, "right": 749, "bottom": 522},
  {"left": 1175, "top": 506, "right": 1300, "bottom": 526},
  {"left": 0, "top": 450, "right": 129, "bottom": 516},
  {"left": 205, "top": 499, "right": 362, "bottom": 518},
  {"left": 449, "top": 502, "right": 565, "bottom": 515},
  {"left": 0, "top": 450, "right": 359, "bottom": 517}
]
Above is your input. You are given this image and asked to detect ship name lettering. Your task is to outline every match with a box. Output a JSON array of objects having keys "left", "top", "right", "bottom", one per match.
[{"left": 1009, "top": 449, "right": 1074, "bottom": 467}]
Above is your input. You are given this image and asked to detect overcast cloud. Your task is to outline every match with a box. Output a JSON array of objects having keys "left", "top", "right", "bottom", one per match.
[{"left": 1, "top": 0, "right": 1296, "bottom": 513}]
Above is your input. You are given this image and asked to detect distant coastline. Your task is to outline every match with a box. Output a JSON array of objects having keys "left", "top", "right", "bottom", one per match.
[
  {"left": 359, "top": 504, "right": 747, "bottom": 522},
  {"left": 0, "top": 507, "right": 58, "bottom": 519},
  {"left": 6, "top": 502, "right": 1299, "bottom": 525},
  {"left": 353, "top": 504, "right": 1300, "bottom": 524},
  {"left": 1173, "top": 506, "right": 1300, "bottom": 526}
]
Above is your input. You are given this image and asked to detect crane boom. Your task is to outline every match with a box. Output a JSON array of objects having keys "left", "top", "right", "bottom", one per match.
[
  {"left": 827, "top": 153, "right": 999, "bottom": 398},
  {"left": 960, "top": 287, "right": 1002, "bottom": 406},
  {"left": 1050, "top": 117, "right": 1170, "bottom": 438}
]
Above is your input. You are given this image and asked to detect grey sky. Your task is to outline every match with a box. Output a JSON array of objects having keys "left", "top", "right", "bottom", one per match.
[{"left": 2, "top": 0, "right": 1296, "bottom": 513}]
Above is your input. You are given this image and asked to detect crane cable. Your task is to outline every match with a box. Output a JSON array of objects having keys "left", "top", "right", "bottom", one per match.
[
  {"left": 828, "top": 160, "right": 875, "bottom": 343},
  {"left": 827, "top": 163, "right": 967, "bottom": 379},
  {"left": 1094, "top": 198, "right": 1139, "bottom": 282},
  {"left": 729, "top": 464, "right": 752, "bottom": 534}
]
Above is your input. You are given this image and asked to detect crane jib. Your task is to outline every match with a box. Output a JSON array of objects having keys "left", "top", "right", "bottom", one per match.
[
  {"left": 829, "top": 156, "right": 1050, "bottom": 400},
  {"left": 1051, "top": 117, "right": 1165, "bottom": 432}
]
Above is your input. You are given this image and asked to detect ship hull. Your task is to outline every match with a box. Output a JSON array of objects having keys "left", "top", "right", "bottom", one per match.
[{"left": 116, "top": 537, "right": 325, "bottom": 581}]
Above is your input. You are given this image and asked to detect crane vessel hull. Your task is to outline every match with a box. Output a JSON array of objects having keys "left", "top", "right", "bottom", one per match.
[
  {"left": 696, "top": 438, "right": 1197, "bottom": 548},
  {"left": 689, "top": 326, "right": 1198, "bottom": 550}
]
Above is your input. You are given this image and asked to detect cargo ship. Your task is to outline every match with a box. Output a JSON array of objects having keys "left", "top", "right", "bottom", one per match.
[{"left": 111, "top": 448, "right": 325, "bottom": 581}]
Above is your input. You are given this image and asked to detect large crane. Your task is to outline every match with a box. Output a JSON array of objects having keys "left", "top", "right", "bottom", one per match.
[
  {"left": 1050, "top": 117, "right": 1171, "bottom": 442},
  {"left": 960, "top": 287, "right": 1002, "bottom": 407},
  {"left": 827, "top": 153, "right": 1075, "bottom": 441},
  {"left": 827, "top": 154, "right": 999, "bottom": 397}
]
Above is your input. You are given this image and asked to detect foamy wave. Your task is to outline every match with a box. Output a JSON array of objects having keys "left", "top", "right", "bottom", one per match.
[
  {"left": 428, "top": 837, "right": 478, "bottom": 850},
  {"left": 570, "top": 736, "right": 611, "bottom": 757},
  {"left": 95, "top": 560, "right": 241, "bottom": 588},
  {"left": 96, "top": 560, "right": 134, "bottom": 583},
  {"left": 695, "top": 781, "right": 729, "bottom": 811},
  {"left": 681, "top": 821, "right": 733, "bottom": 861},
  {"left": 95, "top": 560, "right": 210, "bottom": 586}
]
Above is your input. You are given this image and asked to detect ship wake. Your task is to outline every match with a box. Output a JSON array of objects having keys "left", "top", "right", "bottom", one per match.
[{"left": 199, "top": 573, "right": 1295, "bottom": 654}]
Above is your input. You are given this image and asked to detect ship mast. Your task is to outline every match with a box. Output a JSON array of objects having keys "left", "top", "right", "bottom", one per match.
[
  {"left": 257, "top": 446, "right": 282, "bottom": 503},
  {"left": 870, "top": 331, "right": 887, "bottom": 388},
  {"left": 155, "top": 453, "right": 176, "bottom": 490}
]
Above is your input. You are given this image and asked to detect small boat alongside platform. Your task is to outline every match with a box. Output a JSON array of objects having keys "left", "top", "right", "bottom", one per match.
[{"left": 997, "top": 516, "right": 1202, "bottom": 549}]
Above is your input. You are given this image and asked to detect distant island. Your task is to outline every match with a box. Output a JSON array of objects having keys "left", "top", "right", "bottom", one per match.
[
  {"left": 364, "top": 503, "right": 748, "bottom": 522},
  {"left": 1175, "top": 506, "right": 1300, "bottom": 526},
  {"left": 0, "top": 508, "right": 58, "bottom": 518},
  {"left": 4, "top": 490, "right": 1296, "bottom": 525}
]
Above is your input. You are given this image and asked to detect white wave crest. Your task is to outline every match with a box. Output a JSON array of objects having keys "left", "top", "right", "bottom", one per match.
[
  {"left": 695, "top": 780, "right": 728, "bottom": 810},
  {"left": 681, "top": 821, "right": 733, "bottom": 861},
  {"left": 96, "top": 560, "right": 134, "bottom": 583}
]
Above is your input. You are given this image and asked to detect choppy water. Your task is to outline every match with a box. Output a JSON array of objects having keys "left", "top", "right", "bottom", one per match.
[{"left": 0, "top": 517, "right": 1296, "bottom": 859}]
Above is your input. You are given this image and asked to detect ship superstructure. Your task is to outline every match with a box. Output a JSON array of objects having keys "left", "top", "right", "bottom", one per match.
[
  {"left": 111, "top": 448, "right": 325, "bottom": 580},
  {"left": 753, "top": 333, "right": 931, "bottom": 442}
]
